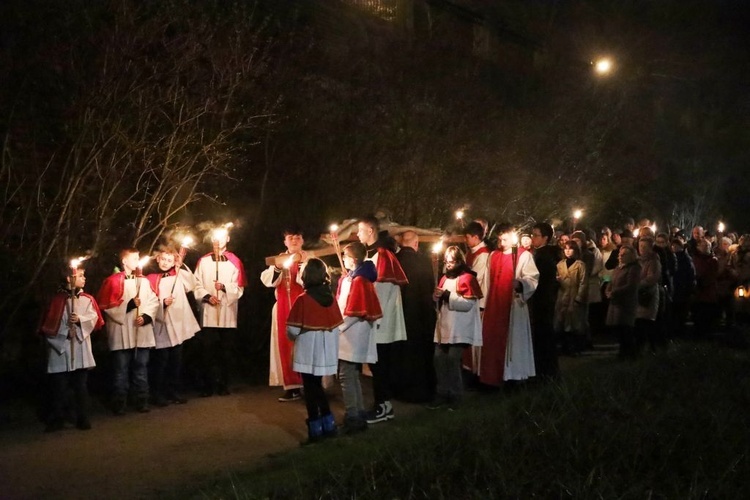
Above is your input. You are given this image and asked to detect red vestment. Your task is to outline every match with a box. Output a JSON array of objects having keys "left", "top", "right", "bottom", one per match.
[
  {"left": 479, "top": 249, "right": 524, "bottom": 386},
  {"left": 338, "top": 275, "right": 383, "bottom": 322},
  {"left": 287, "top": 293, "right": 344, "bottom": 331},
  {"left": 438, "top": 272, "right": 483, "bottom": 300},
  {"left": 273, "top": 262, "right": 304, "bottom": 386},
  {"left": 375, "top": 248, "right": 409, "bottom": 285},
  {"left": 146, "top": 268, "right": 176, "bottom": 297},
  {"left": 39, "top": 291, "right": 105, "bottom": 337}
]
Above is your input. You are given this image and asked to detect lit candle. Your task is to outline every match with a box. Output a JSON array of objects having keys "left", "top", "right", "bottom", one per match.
[
  {"left": 718, "top": 222, "right": 725, "bottom": 233},
  {"left": 431, "top": 241, "right": 443, "bottom": 284},
  {"left": 329, "top": 223, "right": 346, "bottom": 271}
]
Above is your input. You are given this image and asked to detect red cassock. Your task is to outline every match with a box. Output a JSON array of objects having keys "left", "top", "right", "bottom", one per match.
[
  {"left": 479, "top": 250, "right": 518, "bottom": 386},
  {"left": 274, "top": 263, "right": 304, "bottom": 386},
  {"left": 39, "top": 291, "right": 105, "bottom": 337},
  {"left": 286, "top": 293, "right": 344, "bottom": 331}
]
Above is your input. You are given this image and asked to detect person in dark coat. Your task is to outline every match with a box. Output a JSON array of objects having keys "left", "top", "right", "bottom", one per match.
[
  {"left": 530, "top": 222, "right": 561, "bottom": 380},
  {"left": 391, "top": 231, "right": 437, "bottom": 403},
  {"left": 605, "top": 246, "right": 641, "bottom": 359},
  {"left": 670, "top": 238, "right": 696, "bottom": 337}
]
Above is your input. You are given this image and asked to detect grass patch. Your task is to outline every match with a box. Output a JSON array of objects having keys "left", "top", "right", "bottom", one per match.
[{"left": 185, "top": 342, "right": 750, "bottom": 499}]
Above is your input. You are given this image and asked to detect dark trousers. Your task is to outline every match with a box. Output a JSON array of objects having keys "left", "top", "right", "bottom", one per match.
[
  {"left": 149, "top": 344, "right": 184, "bottom": 399},
  {"left": 112, "top": 348, "right": 150, "bottom": 400},
  {"left": 301, "top": 373, "right": 330, "bottom": 420},
  {"left": 198, "top": 327, "right": 234, "bottom": 392},
  {"left": 49, "top": 370, "right": 89, "bottom": 423},
  {"left": 612, "top": 324, "right": 637, "bottom": 359},
  {"left": 370, "top": 342, "right": 395, "bottom": 405},
  {"left": 636, "top": 318, "right": 664, "bottom": 353}
]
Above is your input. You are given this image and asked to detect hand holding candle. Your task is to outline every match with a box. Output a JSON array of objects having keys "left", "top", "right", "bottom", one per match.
[{"left": 431, "top": 241, "right": 444, "bottom": 285}]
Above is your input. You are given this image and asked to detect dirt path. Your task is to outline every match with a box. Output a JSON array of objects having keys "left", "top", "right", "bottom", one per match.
[{"left": 0, "top": 384, "right": 409, "bottom": 500}]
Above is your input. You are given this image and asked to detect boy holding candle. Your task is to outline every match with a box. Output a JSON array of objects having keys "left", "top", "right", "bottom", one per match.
[
  {"left": 97, "top": 248, "right": 160, "bottom": 414},
  {"left": 39, "top": 262, "right": 104, "bottom": 431},
  {"left": 193, "top": 227, "right": 246, "bottom": 396},
  {"left": 146, "top": 248, "right": 200, "bottom": 406},
  {"left": 260, "top": 227, "right": 306, "bottom": 402}
]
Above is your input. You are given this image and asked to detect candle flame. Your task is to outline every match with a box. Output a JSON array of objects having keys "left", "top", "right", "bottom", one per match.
[
  {"left": 70, "top": 256, "right": 87, "bottom": 268},
  {"left": 212, "top": 227, "right": 228, "bottom": 240},
  {"left": 455, "top": 210, "right": 464, "bottom": 220},
  {"left": 282, "top": 255, "right": 295, "bottom": 269},
  {"left": 181, "top": 235, "right": 194, "bottom": 248},
  {"left": 432, "top": 241, "right": 444, "bottom": 255},
  {"left": 329, "top": 224, "right": 339, "bottom": 233},
  {"left": 573, "top": 209, "right": 583, "bottom": 220},
  {"left": 512, "top": 233, "right": 519, "bottom": 246},
  {"left": 739, "top": 287, "right": 745, "bottom": 298},
  {"left": 651, "top": 224, "right": 657, "bottom": 233},
  {"left": 718, "top": 222, "right": 725, "bottom": 233},
  {"left": 633, "top": 228, "right": 640, "bottom": 238}
]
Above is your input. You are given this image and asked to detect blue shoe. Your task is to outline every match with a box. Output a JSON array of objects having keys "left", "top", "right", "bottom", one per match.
[{"left": 321, "top": 413, "right": 338, "bottom": 437}]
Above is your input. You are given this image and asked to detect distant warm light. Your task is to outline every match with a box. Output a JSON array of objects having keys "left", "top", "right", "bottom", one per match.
[
  {"left": 181, "top": 236, "right": 193, "bottom": 248},
  {"left": 329, "top": 224, "right": 339, "bottom": 233},
  {"left": 718, "top": 222, "right": 725, "bottom": 233},
  {"left": 594, "top": 58, "right": 612, "bottom": 75},
  {"left": 739, "top": 287, "right": 745, "bottom": 298},
  {"left": 573, "top": 209, "right": 583, "bottom": 220},
  {"left": 633, "top": 228, "right": 640, "bottom": 238},
  {"left": 455, "top": 210, "right": 464, "bottom": 220},
  {"left": 432, "top": 241, "right": 444, "bottom": 255},
  {"left": 651, "top": 224, "right": 657, "bottom": 233},
  {"left": 70, "top": 256, "right": 86, "bottom": 268},
  {"left": 512, "top": 233, "right": 519, "bottom": 246}
]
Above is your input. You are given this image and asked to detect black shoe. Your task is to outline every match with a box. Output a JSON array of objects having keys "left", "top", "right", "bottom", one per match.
[
  {"left": 151, "top": 396, "right": 170, "bottom": 407},
  {"left": 76, "top": 418, "right": 92, "bottom": 431},
  {"left": 112, "top": 399, "right": 127, "bottom": 416},
  {"left": 278, "top": 389, "right": 302, "bottom": 402},
  {"left": 168, "top": 395, "right": 188, "bottom": 404},
  {"left": 44, "top": 420, "right": 65, "bottom": 433}
]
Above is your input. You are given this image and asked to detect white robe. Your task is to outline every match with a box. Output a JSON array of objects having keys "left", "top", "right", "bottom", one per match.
[
  {"left": 337, "top": 278, "right": 378, "bottom": 364},
  {"left": 153, "top": 269, "right": 200, "bottom": 349},
  {"left": 434, "top": 276, "right": 483, "bottom": 346},
  {"left": 46, "top": 294, "right": 98, "bottom": 373},
  {"left": 469, "top": 242, "right": 490, "bottom": 310},
  {"left": 194, "top": 257, "right": 243, "bottom": 328},
  {"left": 366, "top": 251, "right": 407, "bottom": 344},
  {"left": 503, "top": 251, "right": 539, "bottom": 381},
  {"left": 104, "top": 278, "right": 159, "bottom": 351},
  {"left": 287, "top": 325, "right": 340, "bottom": 376}
]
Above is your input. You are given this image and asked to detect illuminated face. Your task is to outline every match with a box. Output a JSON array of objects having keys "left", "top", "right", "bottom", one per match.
[
  {"left": 499, "top": 232, "right": 515, "bottom": 251},
  {"left": 343, "top": 252, "right": 356, "bottom": 271},
  {"left": 444, "top": 252, "right": 458, "bottom": 270},
  {"left": 692, "top": 226, "right": 704, "bottom": 240},
  {"left": 284, "top": 233, "right": 304, "bottom": 253},
  {"left": 563, "top": 246, "right": 575, "bottom": 259},
  {"left": 68, "top": 269, "right": 86, "bottom": 289},
  {"left": 697, "top": 240, "right": 710, "bottom": 255},
  {"left": 655, "top": 236, "right": 668, "bottom": 248},
  {"left": 600, "top": 234, "right": 610, "bottom": 247},
  {"left": 638, "top": 240, "right": 652, "bottom": 255},
  {"left": 122, "top": 252, "right": 140, "bottom": 273},
  {"left": 559, "top": 234, "right": 570, "bottom": 246},
  {"left": 530, "top": 229, "right": 546, "bottom": 249},
  {"left": 619, "top": 247, "right": 635, "bottom": 265},
  {"left": 521, "top": 235, "right": 532, "bottom": 249},
  {"left": 158, "top": 252, "right": 175, "bottom": 272},
  {"left": 465, "top": 234, "right": 481, "bottom": 248},
  {"left": 212, "top": 231, "right": 229, "bottom": 251},
  {"left": 357, "top": 222, "right": 375, "bottom": 245}
]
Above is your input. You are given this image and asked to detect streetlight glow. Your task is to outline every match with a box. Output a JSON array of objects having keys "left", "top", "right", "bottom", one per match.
[{"left": 594, "top": 58, "right": 612, "bottom": 75}]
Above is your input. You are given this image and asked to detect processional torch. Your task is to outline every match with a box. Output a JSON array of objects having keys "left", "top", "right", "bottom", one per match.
[
  {"left": 329, "top": 224, "right": 346, "bottom": 272},
  {"left": 68, "top": 257, "right": 85, "bottom": 367}
]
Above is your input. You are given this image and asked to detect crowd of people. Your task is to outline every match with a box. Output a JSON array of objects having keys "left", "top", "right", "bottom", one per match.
[{"left": 37, "top": 214, "right": 750, "bottom": 444}]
